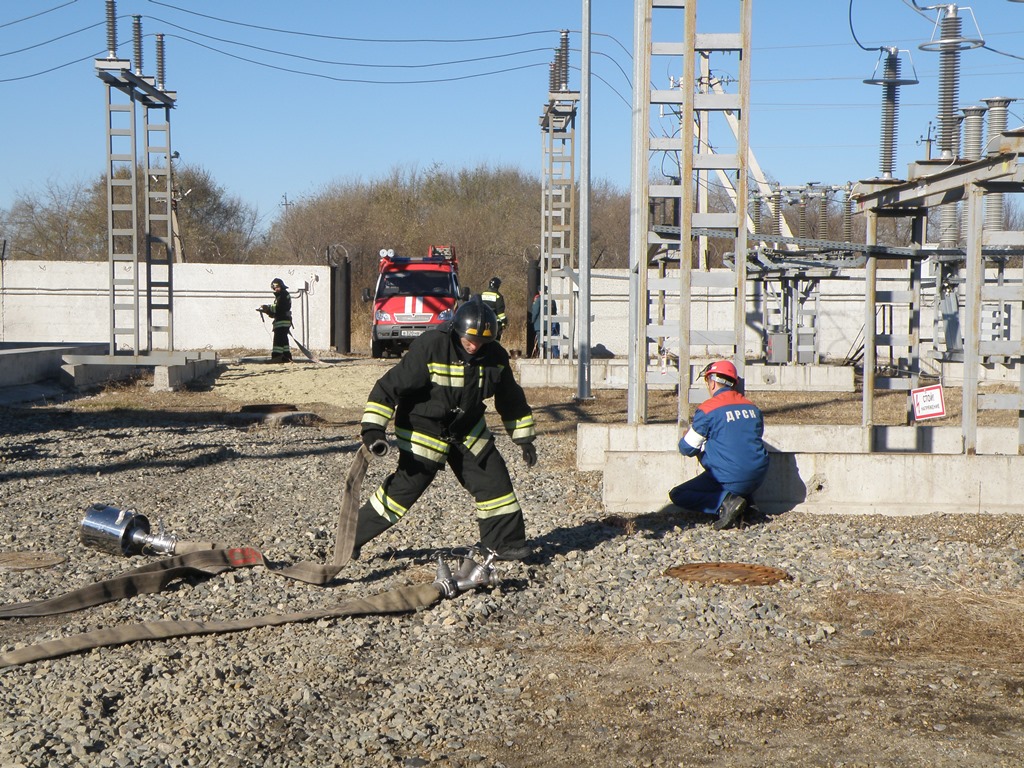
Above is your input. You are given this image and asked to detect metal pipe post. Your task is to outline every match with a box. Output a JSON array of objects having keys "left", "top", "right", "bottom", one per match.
[{"left": 577, "top": 0, "right": 592, "bottom": 400}]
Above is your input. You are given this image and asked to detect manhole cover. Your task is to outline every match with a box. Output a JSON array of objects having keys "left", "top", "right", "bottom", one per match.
[
  {"left": 0, "top": 551, "right": 67, "bottom": 571},
  {"left": 665, "top": 562, "right": 792, "bottom": 586},
  {"left": 239, "top": 403, "right": 298, "bottom": 413}
]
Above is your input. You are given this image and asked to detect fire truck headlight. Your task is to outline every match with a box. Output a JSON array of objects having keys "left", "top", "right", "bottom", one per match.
[
  {"left": 375, "top": 310, "right": 392, "bottom": 322},
  {"left": 438, "top": 308, "right": 453, "bottom": 321}
]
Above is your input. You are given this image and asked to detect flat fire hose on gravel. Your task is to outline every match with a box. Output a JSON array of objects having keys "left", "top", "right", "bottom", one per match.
[
  {"left": 0, "top": 444, "right": 491, "bottom": 669},
  {"left": 289, "top": 331, "right": 327, "bottom": 365}
]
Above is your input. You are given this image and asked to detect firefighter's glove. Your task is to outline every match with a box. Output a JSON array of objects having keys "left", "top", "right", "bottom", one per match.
[
  {"left": 259, "top": 304, "right": 272, "bottom": 315},
  {"left": 521, "top": 442, "right": 537, "bottom": 468},
  {"left": 362, "top": 428, "right": 389, "bottom": 457}
]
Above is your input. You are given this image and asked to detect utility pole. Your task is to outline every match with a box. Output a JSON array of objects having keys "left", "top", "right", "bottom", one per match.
[{"left": 577, "top": 0, "right": 593, "bottom": 400}]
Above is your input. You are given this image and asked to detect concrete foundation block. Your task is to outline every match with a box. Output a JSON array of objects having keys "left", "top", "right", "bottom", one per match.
[
  {"left": 60, "top": 362, "right": 139, "bottom": 390},
  {"left": 581, "top": 423, "right": 1023, "bottom": 471},
  {"left": 0, "top": 343, "right": 105, "bottom": 387},
  {"left": 152, "top": 357, "right": 219, "bottom": 392},
  {"left": 602, "top": 449, "right": 1024, "bottom": 516}
]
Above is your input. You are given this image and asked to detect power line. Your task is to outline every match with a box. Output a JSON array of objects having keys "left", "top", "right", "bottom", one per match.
[
  {"left": 147, "top": 0, "right": 559, "bottom": 45},
  {"left": 147, "top": 15, "right": 553, "bottom": 70},
  {"left": 164, "top": 33, "right": 551, "bottom": 85},
  {"left": 0, "top": 0, "right": 79, "bottom": 30},
  {"left": 0, "top": 47, "right": 106, "bottom": 83},
  {"left": 0, "top": 20, "right": 102, "bottom": 58}
]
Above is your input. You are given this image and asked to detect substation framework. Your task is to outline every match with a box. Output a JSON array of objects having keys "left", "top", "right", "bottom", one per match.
[
  {"left": 97, "top": 17, "right": 176, "bottom": 359},
  {"left": 628, "top": 0, "right": 753, "bottom": 422},
  {"left": 70, "top": 9, "right": 190, "bottom": 370},
  {"left": 855, "top": 139, "right": 1024, "bottom": 454},
  {"left": 537, "top": 31, "right": 578, "bottom": 362},
  {"left": 625, "top": 0, "right": 1024, "bottom": 456}
]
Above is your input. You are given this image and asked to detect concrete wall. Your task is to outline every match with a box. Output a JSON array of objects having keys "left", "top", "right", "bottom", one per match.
[
  {"left": 601, "top": 449, "right": 1024, "bottom": 516},
  {"left": 2, "top": 260, "right": 1019, "bottom": 369},
  {"left": 580, "top": 423, "right": 1024, "bottom": 515},
  {"left": 518, "top": 358, "right": 856, "bottom": 392},
  {"left": 0, "top": 261, "right": 332, "bottom": 351},
  {"left": 552, "top": 265, "right": 1021, "bottom": 370}
]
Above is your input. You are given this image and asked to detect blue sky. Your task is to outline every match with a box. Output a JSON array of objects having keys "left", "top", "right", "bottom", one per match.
[{"left": 2, "top": 0, "right": 1024, "bottom": 230}]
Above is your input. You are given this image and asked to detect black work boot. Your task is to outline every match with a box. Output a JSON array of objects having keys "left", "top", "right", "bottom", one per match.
[
  {"left": 492, "top": 544, "right": 534, "bottom": 562},
  {"left": 352, "top": 503, "right": 395, "bottom": 558},
  {"left": 713, "top": 493, "right": 747, "bottom": 531}
]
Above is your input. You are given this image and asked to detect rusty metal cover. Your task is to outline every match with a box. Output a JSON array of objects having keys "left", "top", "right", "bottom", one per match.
[
  {"left": 665, "top": 562, "right": 792, "bottom": 586},
  {"left": 0, "top": 551, "right": 67, "bottom": 571}
]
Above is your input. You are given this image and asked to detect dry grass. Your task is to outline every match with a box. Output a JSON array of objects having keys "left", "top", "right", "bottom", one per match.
[{"left": 817, "top": 587, "right": 1024, "bottom": 666}]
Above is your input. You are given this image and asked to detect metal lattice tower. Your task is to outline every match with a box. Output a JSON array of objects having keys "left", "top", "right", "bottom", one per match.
[
  {"left": 95, "top": 4, "right": 177, "bottom": 356},
  {"left": 628, "top": 0, "right": 752, "bottom": 423},
  {"left": 143, "top": 32, "right": 175, "bottom": 351},
  {"left": 537, "top": 31, "right": 578, "bottom": 362}
]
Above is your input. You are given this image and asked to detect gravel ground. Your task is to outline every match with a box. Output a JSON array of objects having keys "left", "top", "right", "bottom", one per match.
[{"left": 2, "top": 359, "right": 1024, "bottom": 767}]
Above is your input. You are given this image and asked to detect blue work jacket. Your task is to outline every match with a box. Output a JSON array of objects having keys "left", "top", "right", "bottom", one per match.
[{"left": 678, "top": 387, "right": 769, "bottom": 493}]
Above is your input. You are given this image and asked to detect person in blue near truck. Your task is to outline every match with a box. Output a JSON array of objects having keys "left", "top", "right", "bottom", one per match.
[{"left": 668, "top": 360, "right": 769, "bottom": 530}]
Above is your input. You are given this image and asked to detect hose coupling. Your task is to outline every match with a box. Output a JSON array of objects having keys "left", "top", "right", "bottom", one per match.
[{"left": 432, "top": 546, "right": 499, "bottom": 598}]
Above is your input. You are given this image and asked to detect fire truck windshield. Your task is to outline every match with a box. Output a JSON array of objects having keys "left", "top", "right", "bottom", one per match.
[{"left": 379, "top": 271, "right": 456, "bottom": 298}]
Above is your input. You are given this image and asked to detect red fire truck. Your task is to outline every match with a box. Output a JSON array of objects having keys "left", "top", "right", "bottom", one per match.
[{"left": 361, "top": 245, "right": 469, "bottom": 358}]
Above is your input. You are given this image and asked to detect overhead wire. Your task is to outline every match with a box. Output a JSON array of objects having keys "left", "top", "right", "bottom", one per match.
[
  {"left": 0, "top": 20, "right": 103, "bottom": 58},
  {"left": 146, "top": 0, "right": 560, "bottom": 45},
  {"left": 847, "top": 0, "right": 880, "bottom": 53},
  {"left": 146, "top": 15, "right": 553, "bottom": 70},
  {"left": 163, "top": 33, "right": 550, "bottom": 85},
  {"left": 0, "top": 0, "right": 79, "bottom": 30},
  {"left": 0, "top": 47, "right": 106, "bottom": 82}
]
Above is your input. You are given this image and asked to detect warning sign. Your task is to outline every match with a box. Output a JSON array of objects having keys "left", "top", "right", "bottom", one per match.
[{"left": 911, "top": 384, "right": 946, "bottom": 421}]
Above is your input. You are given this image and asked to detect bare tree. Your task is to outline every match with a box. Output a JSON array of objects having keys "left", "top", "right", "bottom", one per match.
[
  {"left": 172, "top": 164, "right": 265, "bottom": 263},
  {"left": 0, "top": 178, "right": 105, "bottom": 260}
]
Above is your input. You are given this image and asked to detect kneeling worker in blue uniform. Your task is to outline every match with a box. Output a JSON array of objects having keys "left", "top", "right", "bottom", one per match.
[
  {"left": 668, "top": 360, "right": 769, "bottom": 530},
  {"left": 355, "top": 300, "right": 537, "bottom": 560}
]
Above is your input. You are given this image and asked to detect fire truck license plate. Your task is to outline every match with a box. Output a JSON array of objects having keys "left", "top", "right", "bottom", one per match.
[{"left": 401, "top": 330, "right": 422, "bottom": 337}]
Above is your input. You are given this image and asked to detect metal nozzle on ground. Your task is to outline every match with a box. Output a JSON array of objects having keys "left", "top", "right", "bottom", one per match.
[{"left": 79, "top": 503, "right": 178, "bottom": 557}]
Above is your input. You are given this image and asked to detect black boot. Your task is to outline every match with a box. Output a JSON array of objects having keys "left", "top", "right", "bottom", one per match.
[
  {"left": 352, "top": 503, "right": 396, "bottom": 558},
  {"left": 478, "top": 511, "right": 528, "bottom": 558},
  {"left": 713, "top": 493, "right": 747, "bottom": 530}
]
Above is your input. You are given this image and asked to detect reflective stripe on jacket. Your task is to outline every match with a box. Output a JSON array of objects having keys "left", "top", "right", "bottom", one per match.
[
  {"left": 270, "top": 291, "right": 293, "bottom": 330},
  {"left": 480, "top": 290, "right": 507, "bottom": 326},
  {"left": 678, "top": 388, "right": 769, "bottom": 493},
  {"left": 361, "top": 325, "right": 535, "bottom": 454}
]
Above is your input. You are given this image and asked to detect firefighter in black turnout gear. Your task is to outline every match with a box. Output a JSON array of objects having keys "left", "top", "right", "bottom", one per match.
[
  {"left": 356, "top": 300, "right": 537, "bottom": 561},
  {"left": 480, "top": 277, "right": 507, "bottom": 340},
  {"left": 258, "top": 278, "right": 293, "bottom": 362}
]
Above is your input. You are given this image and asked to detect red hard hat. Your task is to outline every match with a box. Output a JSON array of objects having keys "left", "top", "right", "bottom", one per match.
[{"left": 702, "top": 360, "right": 737, "bottom": 383}]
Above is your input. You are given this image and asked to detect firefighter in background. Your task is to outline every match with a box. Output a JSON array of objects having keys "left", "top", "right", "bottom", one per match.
[
  {"left": 258, "top": 278, "right": 293, "bottom": 362},
  {"left": 356, "top": 300, "right": 537, "bottom": 561},
  {"left": 668, "top": 360, "right": 769, "bottom": 530},
  {"left": 480, "top": 277, "right": 507, "bottom": 340}
]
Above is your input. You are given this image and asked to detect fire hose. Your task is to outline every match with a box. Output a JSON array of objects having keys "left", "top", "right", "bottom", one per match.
[
  {"left": 0, "top": 444, "right": 500, "bottom": 668},
  {"left": 257, "top": 307, "right": 326, "bottom": 365}
]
